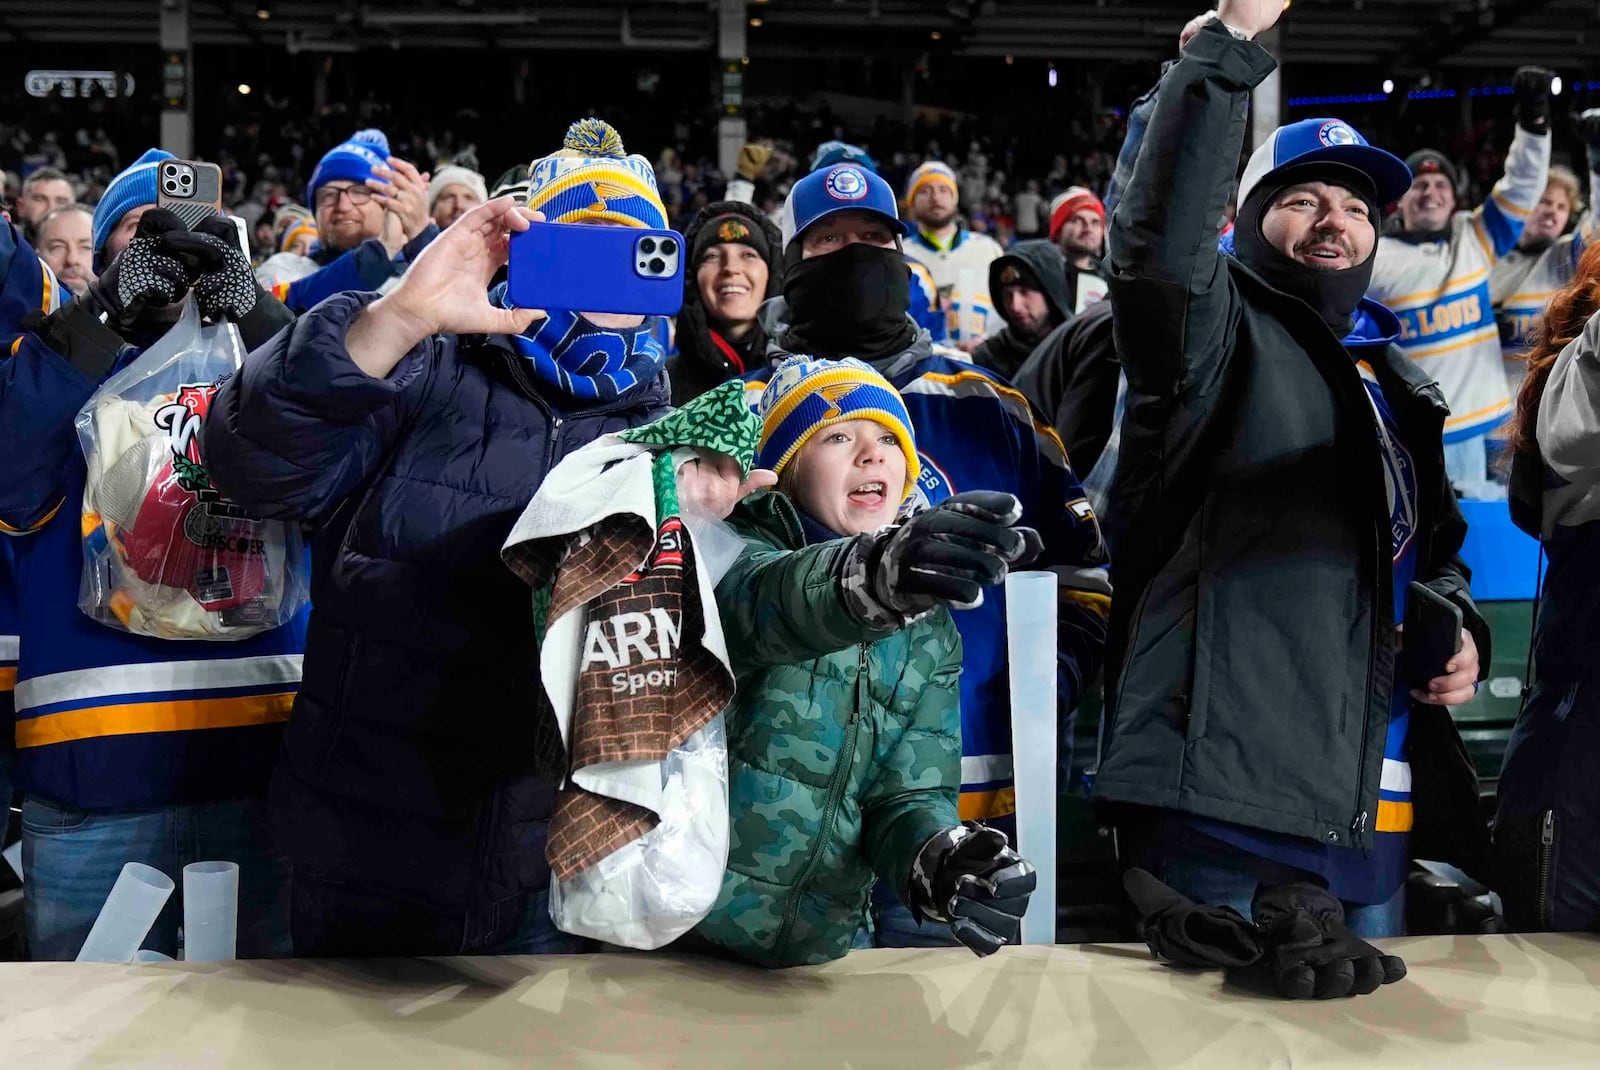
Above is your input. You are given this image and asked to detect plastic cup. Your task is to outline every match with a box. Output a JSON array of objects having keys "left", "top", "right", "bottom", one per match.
[
  {"left": 76, "top": 862, "right": 174, "bottom": 963},
  {"left": 1006, "top": 570, "right": 1058, "bottom": 947},
  {"left": 182, "top": 860, "right": 239, "bottom": 962}
]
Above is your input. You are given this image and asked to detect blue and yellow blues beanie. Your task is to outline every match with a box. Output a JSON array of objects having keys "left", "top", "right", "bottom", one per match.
[
  {"left": 524, "top": 118, "right": 668, "bottom": 230},
  {"left": 905, "top": 160, "right": 959, "bottom": 204},
  {"left": 757, "top": 355, "right": 920, "bottom": 500},
  {"left": 92, "top": 148, "right": 174, "bottom": 254},
  {"left": 305, "top": 129, "right": 391, "bottom": 206}
]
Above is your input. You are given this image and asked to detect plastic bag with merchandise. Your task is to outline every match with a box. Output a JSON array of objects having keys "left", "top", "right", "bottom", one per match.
[{"left": 75, "top": 298, "right": 307, "bottom": 640}]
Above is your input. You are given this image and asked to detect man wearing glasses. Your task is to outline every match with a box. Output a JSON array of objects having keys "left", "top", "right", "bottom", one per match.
[{"left": 255, "top": 129, "right": 441, "bottom": 313}]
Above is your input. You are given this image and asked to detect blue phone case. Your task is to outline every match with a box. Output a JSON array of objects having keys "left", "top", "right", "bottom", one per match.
[{"left": 506, "top": 222, "right": 685, "bottom": 317}]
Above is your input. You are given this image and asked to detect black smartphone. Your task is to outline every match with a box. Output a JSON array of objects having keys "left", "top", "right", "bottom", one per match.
[
  {"left": 156, "top": 159, "right": 224, "bottom": 230},
  {"left": 1404, "top": 581, "right": 1463, "bottom": 689}
]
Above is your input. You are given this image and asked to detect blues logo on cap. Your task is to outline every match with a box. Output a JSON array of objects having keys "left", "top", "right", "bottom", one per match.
[
  {"left": 780, "top": 160, "right": 909, "bottom": 250},
  {"left": 824, "top": 165, "right": 869, "bottom": 202},
  {"left": 1238, "top": 116, "right": 1413, "bottom": 209},
  {"left": 1317, "top": 121, "right": 1360, "bottom": 147}
]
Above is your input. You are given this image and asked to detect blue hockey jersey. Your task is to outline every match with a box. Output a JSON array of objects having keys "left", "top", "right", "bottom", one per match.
[{"left": 0, "top": 222, "right": 306, "bottom": 810}]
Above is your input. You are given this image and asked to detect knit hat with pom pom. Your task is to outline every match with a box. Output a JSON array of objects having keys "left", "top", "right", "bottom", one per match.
[
  {"left": 306, "top": 128, "right": 391, "bottom": 207},
  {"left": 524, "top": 117, "right": 668, "bottom": 230}
]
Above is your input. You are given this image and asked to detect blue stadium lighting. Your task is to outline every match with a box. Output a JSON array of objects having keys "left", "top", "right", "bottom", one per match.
[
  {"left": 1293, "top": 76, "right": 1600, "bottom": 109},
  {"left": 1286, "top": 92, "right": 1389, "bottom": 106}
]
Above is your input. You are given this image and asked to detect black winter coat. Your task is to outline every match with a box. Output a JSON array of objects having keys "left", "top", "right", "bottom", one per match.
[
  {"left": 202, "top": 292, "right": 671, "bottom": 911},
  {"left": 1096, "top": 25, "right": 1489, "bottom": 855},
  {"left": 1013, "top": 299, "right": 1120, "bottom": 479}
]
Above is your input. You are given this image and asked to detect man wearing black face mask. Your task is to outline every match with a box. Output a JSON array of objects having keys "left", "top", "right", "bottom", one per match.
[
  {"left": 1100, "top": 1, "right": 1493, "bottom": 992},
  {"left": 745, "top": 161, "right": 1111, "bottom": 950}
]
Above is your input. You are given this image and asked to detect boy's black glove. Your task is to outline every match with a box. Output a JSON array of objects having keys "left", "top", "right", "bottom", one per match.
[
  {"left": 838, "top": 491, "right": 1042, "bottom": 629},
  {"left": 1251, "top": 883, "right": 1408, "bottom": 999},
  {"left": 1122, "top": 868, "right": 1263, "bottom": 969},
  {"left": 909, "top": 822, "right": 1037, "bottom": 957},
  {"left": 1513, "top": 66, "right": 1555, "bottom": 135},
  {"left": 80, "top": 208, "right": 191, "bottom": 329}
]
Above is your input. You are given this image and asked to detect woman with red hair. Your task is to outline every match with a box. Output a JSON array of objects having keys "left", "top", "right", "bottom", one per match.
[{"left": 1495, "top": 240, "right": 1600, "bottom": 932}]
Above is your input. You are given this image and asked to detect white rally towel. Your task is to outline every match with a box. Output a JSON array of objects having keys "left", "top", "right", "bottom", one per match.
[{"left": 502, "top": 433, "right": 740, "bottom": 949}]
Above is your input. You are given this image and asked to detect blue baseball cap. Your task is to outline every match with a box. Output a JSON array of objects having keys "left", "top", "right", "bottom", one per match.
[
  {"left": 780, "top": 163, "right": 908, "bottom": 251},
  {"left": 1238, "top": 118, "right": 1413, "bottom": 209}
]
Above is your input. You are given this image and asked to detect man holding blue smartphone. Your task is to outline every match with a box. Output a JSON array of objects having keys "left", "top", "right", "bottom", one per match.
[{"left": 201, "top": 118, "right": 773, "bottom": 958}]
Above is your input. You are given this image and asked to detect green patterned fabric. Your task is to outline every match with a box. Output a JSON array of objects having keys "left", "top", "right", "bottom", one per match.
[
  {"left": 650, "top": 452, "right": 680, "bottom": 520},
  {"left": 692, "top": 490, "right": 963, "bottom": 967},
  {"left": 619, "top": 379, "right": 760, "bottom": 477}
]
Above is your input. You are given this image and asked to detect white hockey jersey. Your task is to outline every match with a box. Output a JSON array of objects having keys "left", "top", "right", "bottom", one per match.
[
  {"left": 1367, "top": 126, "right": 1551, "bottom": 442},
  {"left": 904, "top": 226, "right": 1005, "bottom": 347},
  {"left": 1490, "top": 162, "right": 1598, "bottom": 379}
]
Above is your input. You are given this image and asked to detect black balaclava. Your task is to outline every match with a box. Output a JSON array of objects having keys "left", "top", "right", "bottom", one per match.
[
  {"left": 782, "top": 239, "right": 915, "bottom": 360},
  {"left": 1232, "top": 161, "right": 1380, "bottom": 338}
]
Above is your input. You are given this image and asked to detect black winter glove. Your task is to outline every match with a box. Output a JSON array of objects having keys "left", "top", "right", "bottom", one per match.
[
  {"left": 1513, "top": 66, "right": 1555, "bottom": 135},
  {"left": 1122, "top": 868, "right": 1264, "bottom": 969},
  {"left": 161, "top": 215, "right": 259, "bottom": 321},
  {"left": 909, "top": 822, "right": 1038, "bottom": 957},
  {"left": 80, "top": 207, "right": 191, "bottom": 330},
  {"left": 838, "top": 491, "right": 1042, "bottom": 630},
  {"left": 1251, "top": 883, "right": 1407, "bottom": 999},
  {"left": 23, "top": 300, "right": 131, "bottom": 383},
  {"left": 1579, "top": 108, "right": 1600, "bottom": 172}
]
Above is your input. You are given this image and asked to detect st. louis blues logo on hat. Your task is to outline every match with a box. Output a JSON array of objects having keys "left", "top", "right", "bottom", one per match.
[
  {"left": 824, "top": 165, "right": 869, "bottom": 201},
  {"left": 1237, "top": 116, "right": 1414, "bottom": 209},
  {"left": 781, "top": 160, "right": 909, "bottom": 249},
  {"left": 1317, "top": 121, "right": 1359, "bottom": 147}
]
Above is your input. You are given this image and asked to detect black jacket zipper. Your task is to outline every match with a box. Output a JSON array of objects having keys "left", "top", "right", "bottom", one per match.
[{"left": 1537, "top": 809, "right": 1556, "bottom": 929}]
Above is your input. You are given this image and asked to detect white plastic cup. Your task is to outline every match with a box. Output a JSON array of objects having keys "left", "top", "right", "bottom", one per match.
[
  {"left": 76, "top": 862, "right": 175, "bottom": 963},
  {"left": 1006, "top": 570, "right": 1058, "bottom": 947},
  {"left": 182, "top": 860, "right": 239, "bottom": 962},
  {"left": 132, "top": 948, "right": 174, "bottom": 963}
]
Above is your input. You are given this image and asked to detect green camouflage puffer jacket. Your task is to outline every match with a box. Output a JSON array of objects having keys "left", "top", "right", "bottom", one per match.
[{"left": 693, "top": 491, "right": 963, "bottom": 967}]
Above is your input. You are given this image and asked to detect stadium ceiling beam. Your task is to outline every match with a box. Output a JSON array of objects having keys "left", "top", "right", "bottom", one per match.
[
  {"left": 1392, "top": 0, "right": 1558, "bottom": 73},
  {"left": 206, "top": 1, "right": 265, "bottom": 47}
]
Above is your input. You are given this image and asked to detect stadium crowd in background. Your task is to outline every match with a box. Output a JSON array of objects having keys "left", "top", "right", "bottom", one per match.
[{"left": 1, "top": 0, "right": 1598, "bottom": 998}]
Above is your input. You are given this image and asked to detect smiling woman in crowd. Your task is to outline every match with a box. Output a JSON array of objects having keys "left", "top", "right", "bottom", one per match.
[{"left": 665, "top": 200, "right": 783, "bottom": 405}]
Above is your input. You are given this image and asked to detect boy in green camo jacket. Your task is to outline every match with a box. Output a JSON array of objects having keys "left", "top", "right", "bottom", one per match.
[{"left": 691, "top": 355, "right": 1040, "bottom": 967}]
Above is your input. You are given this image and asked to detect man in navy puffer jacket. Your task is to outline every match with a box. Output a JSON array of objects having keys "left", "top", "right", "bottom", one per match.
[{"left": 203, "top": 121, "right": 773, "bottom": 957}]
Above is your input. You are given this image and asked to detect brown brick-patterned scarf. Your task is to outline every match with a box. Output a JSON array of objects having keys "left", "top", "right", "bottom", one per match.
[{"left": 505, "top": 468, "right": 734, "bottom": 883}]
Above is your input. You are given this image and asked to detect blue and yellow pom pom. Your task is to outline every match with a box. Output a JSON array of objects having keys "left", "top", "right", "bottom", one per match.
[{"left": 562, "top": 118, "right": 625, "bottom": 159}]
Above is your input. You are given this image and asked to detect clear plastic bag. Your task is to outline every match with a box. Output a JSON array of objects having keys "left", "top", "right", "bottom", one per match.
[
  {"left": 74, "top": 298, "right": 308, "bottom": 640},
  {"left": 548, "top": 712, "right": 730, "bottom": 950}
]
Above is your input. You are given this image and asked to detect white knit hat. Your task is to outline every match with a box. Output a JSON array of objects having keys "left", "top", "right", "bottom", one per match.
[{"left": 427, "top": 165, "right": 488, "bottom": 210}]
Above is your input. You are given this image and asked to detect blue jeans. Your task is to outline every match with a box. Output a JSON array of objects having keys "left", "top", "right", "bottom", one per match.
[
  {"left": 22, "top": 794, "right": 292, "bottom": 960},
  {"left": 0, "top": 746, "right": 14, "bottom": 845},
  {"left": 290, "top": 871, "right": 588, "bottom": 958},
  {"left": 1133, "top": 834, "right": 1406, "bottom": 939},
  {"left": 863, "top": 880, "right": 963, "bottom": 949}
]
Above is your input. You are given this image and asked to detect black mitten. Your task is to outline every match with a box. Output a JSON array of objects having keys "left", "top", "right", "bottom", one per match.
[{"left": 1513, "top": 66, "right": 1554, "bottom": 135}]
